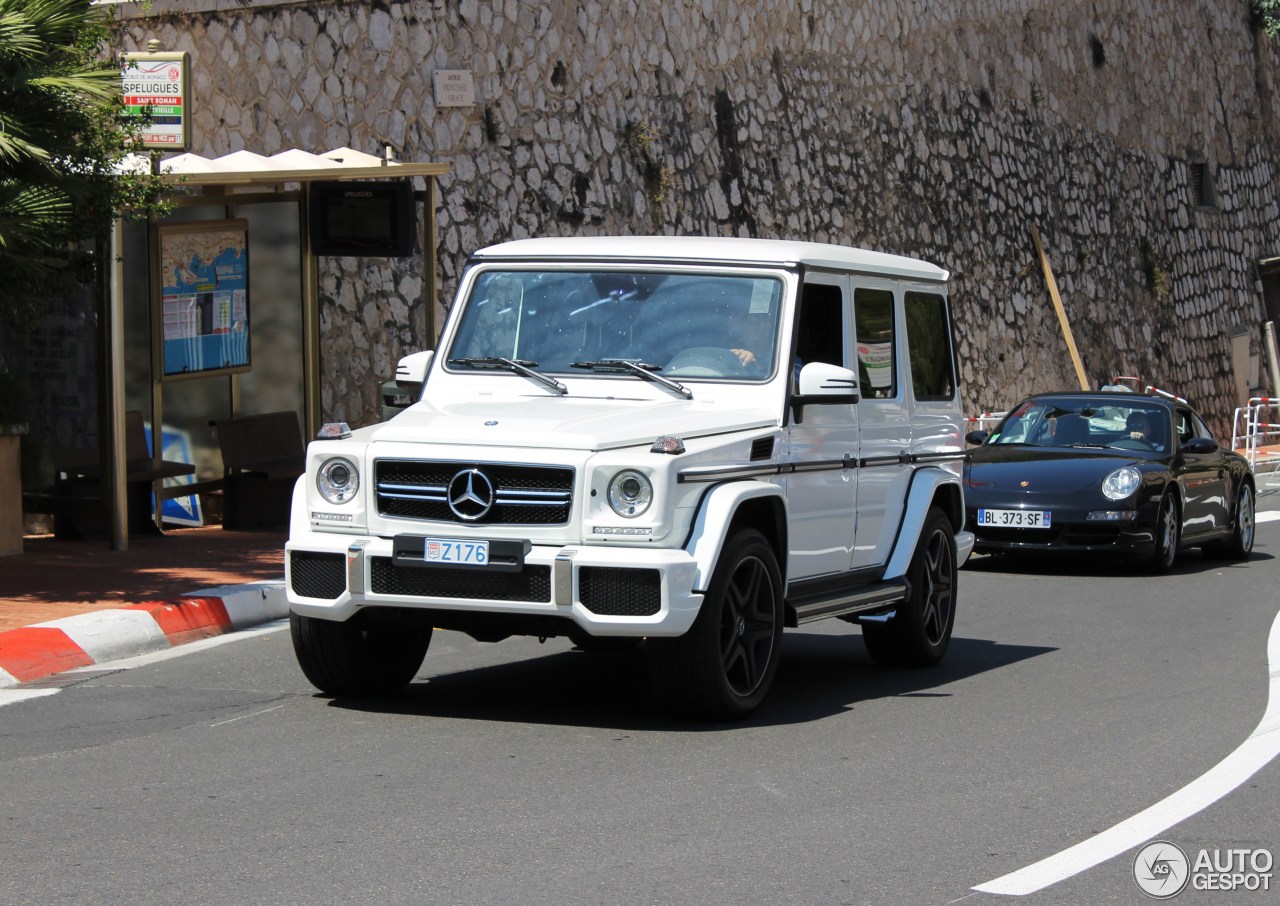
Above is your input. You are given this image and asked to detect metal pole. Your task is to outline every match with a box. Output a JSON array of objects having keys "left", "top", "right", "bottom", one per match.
[
  {"left": 424, "top": 177, "right": 438, "bottom": 345},
  {"left": 1264, "top": 320, "right": 1280, "bottom": 398},
  {"left": 300, "top": 187, "right": 321, "bottom": 439},
  {"left": 107, "top": 216, "right": 128, "bottom": 550}
]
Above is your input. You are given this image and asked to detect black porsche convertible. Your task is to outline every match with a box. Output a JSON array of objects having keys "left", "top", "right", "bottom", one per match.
[{"left": 964, "top": 391, "right": 1255, "bottom": 570}]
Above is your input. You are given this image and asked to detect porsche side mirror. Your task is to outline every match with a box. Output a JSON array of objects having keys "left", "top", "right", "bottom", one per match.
[
  {"left": 1180, "top": 436, "right": 1217, "bottom": 454},
  {"left": 965, "top": 430, "right": 989, "bottom": 446}
]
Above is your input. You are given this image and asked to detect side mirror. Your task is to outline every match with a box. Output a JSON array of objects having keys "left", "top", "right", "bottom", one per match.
[
  {"left": 791, "top": 362, "right": 859, "bottom": 424},
  {"left": 395, "top": 350, "right": 434, "bottom": 389},
  {"left": 384, "top": 351, "right": 433, "bottom": 420},
  {"left": 1180, "top": 436, "right": 1217, "bottom": 455},
  {"left": 965, "top": 430, "right": 989, "bottom": 446},
  {"left": 796, "top": 361, "right": 860, "bottom": 398}
]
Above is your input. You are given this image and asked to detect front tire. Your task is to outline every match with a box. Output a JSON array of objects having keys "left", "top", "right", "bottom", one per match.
[
  {"left": 863, "top": 508, "right": 957, "bottom": 667},
  {"left": 291, "top": 612, "right": 431, "bottom": 696},
  {"left": 1148, "top": 492, "right": 1180, "bottom": 572},
  {"left": 648, "top": 528, "right": 784, "bottom": 720}
]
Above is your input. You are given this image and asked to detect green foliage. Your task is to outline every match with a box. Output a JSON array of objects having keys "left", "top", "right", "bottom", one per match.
[
  {"left": 0, "top": 0, "right": 169, "bottom": 332},
  {"left": 1255, "top": 1, "right": 1280, "bottom": 35}
]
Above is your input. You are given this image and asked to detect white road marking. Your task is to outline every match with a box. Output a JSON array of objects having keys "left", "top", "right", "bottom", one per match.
[
  {"left": 1256, "top": 510, "right": 1280, "bottom": 523},
  {"left": 973, "top": 604, "right": 1280, "bottom": 896},
  {"left": 210, "top": 703, "right": 287, "bottom": 727}
]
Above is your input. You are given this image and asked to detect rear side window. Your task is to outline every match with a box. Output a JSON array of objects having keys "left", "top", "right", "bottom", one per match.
[
  {"left": 854, "top": 288, "right": 896, "bottom": 398},
  {"left": 904, "top": 292, "right": 955, "bottom": 401}
]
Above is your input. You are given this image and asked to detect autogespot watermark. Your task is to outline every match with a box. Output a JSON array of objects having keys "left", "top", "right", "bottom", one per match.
[{"left": 1133, "top": 841, "right": 1274, "bottom": 898}]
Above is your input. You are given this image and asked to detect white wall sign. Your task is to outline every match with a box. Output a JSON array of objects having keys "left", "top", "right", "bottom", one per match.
[
  {"left": 121, "top": 51, "right": 192, "bottom": 151},
  {"left": 433, "top": 70, "right": 476, "bottom": 107}
]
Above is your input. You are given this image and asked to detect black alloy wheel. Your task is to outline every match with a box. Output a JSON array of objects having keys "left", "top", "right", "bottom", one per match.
[
  {"left": 863, "top": 508, "right": 957, "bottom": 667},
  {"left": 648, "top": 527, "right": 784, "bottom": 720}
]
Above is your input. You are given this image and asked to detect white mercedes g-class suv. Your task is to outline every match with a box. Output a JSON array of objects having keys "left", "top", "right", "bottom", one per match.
[{"left": 287, "top": 236, "right": 974, "bottom": 718}]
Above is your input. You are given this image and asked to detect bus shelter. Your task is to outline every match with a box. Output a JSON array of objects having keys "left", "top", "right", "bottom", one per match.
[{"left": 92, "top": 146, "right": 450, "bottom": 549}]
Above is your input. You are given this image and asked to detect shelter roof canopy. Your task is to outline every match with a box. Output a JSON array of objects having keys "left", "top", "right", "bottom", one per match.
[{"left": 118, "top": 146, "right": 449, "bottom": 189}]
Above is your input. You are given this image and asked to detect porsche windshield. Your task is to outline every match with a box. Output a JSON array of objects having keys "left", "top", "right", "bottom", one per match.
[
  {"left": 990, "top": 397, "right": 1170, "bottom": 452},
  {"left": 446, "top": 269, "right": 785, "bottom": 380}
]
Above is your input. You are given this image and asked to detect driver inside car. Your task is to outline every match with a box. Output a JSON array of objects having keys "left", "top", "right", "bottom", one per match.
[{"left": 1126, "top": 410, "right": 1166, "bottom": 450}]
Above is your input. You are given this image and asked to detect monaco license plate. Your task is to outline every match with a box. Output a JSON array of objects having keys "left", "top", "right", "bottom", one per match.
[
  {"left": 423, "top": 538, "right": 490, "bottom": 566},
  {"left": 978, "top": 508, "right": 1052, "bottom": 529}
]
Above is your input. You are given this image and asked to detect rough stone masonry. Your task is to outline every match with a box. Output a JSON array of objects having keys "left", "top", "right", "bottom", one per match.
[{"left": 117, "top": 0, "right": 1280, "bottom": 434}]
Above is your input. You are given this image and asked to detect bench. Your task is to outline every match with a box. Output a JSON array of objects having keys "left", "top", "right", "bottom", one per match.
[
  {"left": 212, "top": 410, "right": 305, "bottom": 530},
  {"left": 24, "top": 410, "right": 196, "bottom": 539}
]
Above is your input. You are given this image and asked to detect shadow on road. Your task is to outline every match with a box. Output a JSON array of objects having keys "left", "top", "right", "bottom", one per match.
[
  {"left": 963, "top": 547, "right": 1273, "bottom": 578},
  {"left": 322, "top": 630, "right": 1053, "bottom": 731}
]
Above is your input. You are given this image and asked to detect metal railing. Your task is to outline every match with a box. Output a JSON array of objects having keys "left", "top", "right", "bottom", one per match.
[{"left": 1231, "top": 397, "right": 1280, "bottom": 489}]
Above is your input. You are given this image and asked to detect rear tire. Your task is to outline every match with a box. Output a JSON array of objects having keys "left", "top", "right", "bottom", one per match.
[
  {"left": 648, "top": 528, "right": 783, "bottom": 720},
  {"left": 1206, "top": 481, "right": 1255, "bottom": 561},
  {"left": 863, "top": 508, "right": 957, "bottom": 667},
  {"left": 291, "top": 612, "right": 431, "bottom": 696}
]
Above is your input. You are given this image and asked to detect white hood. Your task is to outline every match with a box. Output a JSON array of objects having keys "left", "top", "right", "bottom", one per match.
[{"left": 370, "top": 395, "right": 775, "bottom": 451}]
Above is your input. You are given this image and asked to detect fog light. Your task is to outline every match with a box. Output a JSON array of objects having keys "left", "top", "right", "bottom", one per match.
[{"left": 1087, "top": 510, "right": 1137, "bottom": 522}]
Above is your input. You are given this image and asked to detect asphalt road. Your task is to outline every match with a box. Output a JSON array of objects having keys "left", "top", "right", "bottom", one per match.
[{"left": 3, "top": 508, "right": 1280, "bottom": 905}]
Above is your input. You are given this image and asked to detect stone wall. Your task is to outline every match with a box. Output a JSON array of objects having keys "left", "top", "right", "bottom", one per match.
[{"left": 116, "top": 0, "right": 1280, "bottom": 433}]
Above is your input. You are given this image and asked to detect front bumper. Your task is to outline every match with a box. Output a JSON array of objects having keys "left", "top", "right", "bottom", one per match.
[
  {"left": 965, "top": 505, "right": 1158, "bottom": 556},
  {"left": 286, "top": 529, "right": 704, "bottom": 637}
]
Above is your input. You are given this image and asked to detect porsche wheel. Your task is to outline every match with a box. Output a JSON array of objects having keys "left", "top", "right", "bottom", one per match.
[
  {"left": 1207, "top": 481, "right": 1255, "bottom": 561},
  {"left": 1148, "top": 492, "right": 1180, "bottom": 572}
]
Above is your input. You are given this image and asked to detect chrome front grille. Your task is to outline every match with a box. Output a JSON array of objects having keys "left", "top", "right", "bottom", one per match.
[{"left": 375, "top": 460, "right": 574, "bottom": 525}]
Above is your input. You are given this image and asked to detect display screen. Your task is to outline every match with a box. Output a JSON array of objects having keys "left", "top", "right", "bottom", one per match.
[{"left": 310, "top": 181, "right": 415, "bottom": 256}]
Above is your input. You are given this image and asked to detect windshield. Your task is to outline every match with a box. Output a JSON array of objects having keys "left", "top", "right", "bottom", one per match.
[
  {"left": 447, "top": 269, "right": 785, "bottom": 380},
  {"left": 989, "top": 397, "right": 1170, "bottom": 453}
]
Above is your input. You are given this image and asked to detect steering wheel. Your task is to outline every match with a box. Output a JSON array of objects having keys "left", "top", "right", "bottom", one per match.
[
  {"left": 665, "top": 347, "right": 748, "bottom": 377},
  {"left": 1111, "top": 436, "right": 1156, "bottom": 451}
]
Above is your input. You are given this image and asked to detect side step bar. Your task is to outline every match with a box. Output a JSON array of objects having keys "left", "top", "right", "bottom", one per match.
[{"left": 789, "top": 578, "right": 909, "bottom": 625}]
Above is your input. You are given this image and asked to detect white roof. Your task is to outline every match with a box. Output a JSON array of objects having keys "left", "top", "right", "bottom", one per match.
[
  {"left": 473, "top": 236, "right": 949, "bottom": 282},
  {"left": 117, "top": 146, "right": 449, "bottom": 188}
]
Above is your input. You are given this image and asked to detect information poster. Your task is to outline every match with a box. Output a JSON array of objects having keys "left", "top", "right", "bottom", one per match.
[{"left": 159, "top": 220, "right": 250, "bottom": 379}]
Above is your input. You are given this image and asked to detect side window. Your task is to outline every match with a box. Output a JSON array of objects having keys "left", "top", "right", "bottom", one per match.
[
  {"left": 854, "top": 287, "right": 896, "bottom": 398},
  {"left": 904, "top": 291, "right": 955, "bottom": 401},
  {"left": 1175, "top": 409, "right": 1198, "bottom": 444},
  {"left": 795, "top": 282, "right": 845, "bottom": 377},
  {"left": 1191, "top": 412, "right": 1216, "bottom": 441}
]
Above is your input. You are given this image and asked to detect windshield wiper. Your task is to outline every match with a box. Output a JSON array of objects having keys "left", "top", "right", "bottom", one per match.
[
  {"left": 448, "top": 357, "right": 568, "bottom": 396},
  {"left": 572, "top": 358, "right": 693, "bottom": 399}
]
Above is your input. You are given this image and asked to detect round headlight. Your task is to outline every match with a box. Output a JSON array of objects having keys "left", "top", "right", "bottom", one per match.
[
  {"left": 1101, "top": 466, "right": 1141, "bottom": 501},
  {"left": 317, "top": 457, "right": 359, "bottom": 504},
  {"left": 607, "top": 469, "right": 653, "bottom": 517}
]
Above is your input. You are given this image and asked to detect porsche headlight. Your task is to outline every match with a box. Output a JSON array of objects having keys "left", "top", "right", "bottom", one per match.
[
  {"left": 317, "top": 457, "right": 360, "bottom": 504},
  {"left": 1101, "top": 466, "right": 1141, "bottom": 501},
  {"left": 607, "top": 469, "right": 653, "bottom": 517}
]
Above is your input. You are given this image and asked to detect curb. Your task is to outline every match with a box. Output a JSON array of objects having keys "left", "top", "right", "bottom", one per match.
[{"left": 0, "top": 581, "right": 288, "bottom": 688}]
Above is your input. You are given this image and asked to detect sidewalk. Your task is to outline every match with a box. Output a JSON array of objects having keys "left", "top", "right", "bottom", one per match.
[{"left": 0, "top": 525, "right": 288, "bottom": 687}]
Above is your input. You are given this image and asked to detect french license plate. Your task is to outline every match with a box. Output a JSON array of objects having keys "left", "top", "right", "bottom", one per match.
[
  {"left": 978, "top": 508, "right": 1052, "bottom": 529},
  {"left": 423, "top": 538, "right": 489, "bottom": 566}
]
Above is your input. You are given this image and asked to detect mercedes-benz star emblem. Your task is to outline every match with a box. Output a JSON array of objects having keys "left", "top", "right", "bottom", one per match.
[{"left": 448, "top": 468, "right": 495, "bottom": 521}]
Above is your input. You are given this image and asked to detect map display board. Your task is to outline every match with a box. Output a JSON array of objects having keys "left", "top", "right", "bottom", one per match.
[{"left": 158, "top": 220, "right": 251, "bottom": 379}]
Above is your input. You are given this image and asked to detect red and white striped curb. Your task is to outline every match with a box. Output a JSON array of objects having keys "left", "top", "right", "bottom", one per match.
[{"left": 0, "top": 581, "right": 287, "bottom": 688}]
